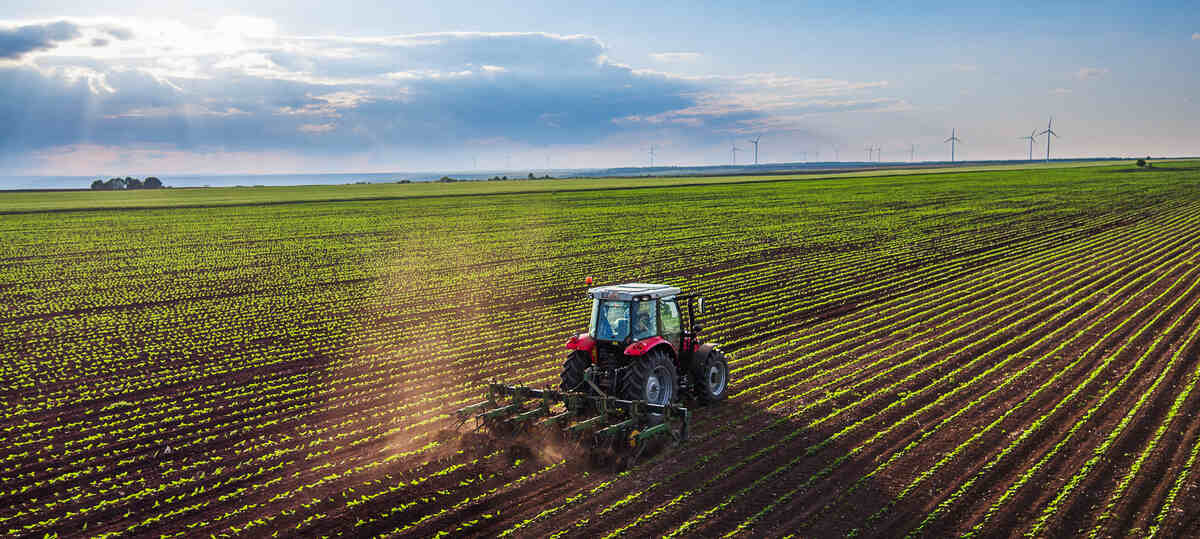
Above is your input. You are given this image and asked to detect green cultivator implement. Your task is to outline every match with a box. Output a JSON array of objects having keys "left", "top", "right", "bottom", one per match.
[
  {"left": 456, "top": 382, "right": 691, "bottom": 464},
  {"left": 457, "top": 282, "right": 729, "bottom": 467}
]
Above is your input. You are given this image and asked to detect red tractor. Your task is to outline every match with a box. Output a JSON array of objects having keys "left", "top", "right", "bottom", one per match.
[
  {"left": 562, "top": 283, "right": 729, "bottom": 406},
  {"left": 457, "top": 283, "right": 728, "bottom": 458}
]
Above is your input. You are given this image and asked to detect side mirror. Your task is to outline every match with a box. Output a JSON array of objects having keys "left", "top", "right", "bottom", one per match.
[{"left": 697, "top": 297, "right": 704, "bottom": 314}]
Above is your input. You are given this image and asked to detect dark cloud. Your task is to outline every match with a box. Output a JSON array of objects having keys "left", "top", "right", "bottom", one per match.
[{"left": 0, "top": 21, "right": 80, "bottom": 59}]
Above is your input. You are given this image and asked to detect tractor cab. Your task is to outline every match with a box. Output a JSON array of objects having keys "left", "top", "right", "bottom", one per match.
[{"left": 588, "top": 283, "right": 684, "bottom": 349}]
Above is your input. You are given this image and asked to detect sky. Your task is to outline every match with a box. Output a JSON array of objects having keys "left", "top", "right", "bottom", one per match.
[{"left": 0, "top": 1, "right": 1197, "bottom": 175}]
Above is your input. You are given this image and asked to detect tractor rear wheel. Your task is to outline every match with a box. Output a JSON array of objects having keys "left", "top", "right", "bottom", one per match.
[
  {"left": 692, "top": 348, "right": 729, "bottom": 403},
  {"left": 621, "top": 348, "right": 677, "bottom": 406},
  {"left": 560, "top": 351, "right": 592, "bottom": 392}
]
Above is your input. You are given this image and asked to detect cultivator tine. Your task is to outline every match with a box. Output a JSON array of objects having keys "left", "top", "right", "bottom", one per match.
[
  {"left": 634, "top": 423, "right": 670, "bottom": 443},
  {"left": 594, "top": 418, "right": 635, "bottom": 440},
  {"left": 505, "top": 404, "right": 549, "bottom": 434},
  {"left": 482, "top": 402, "right": 524, "bottom": 420},
  {"left": 508, "top": 405, "right": 549, "bottom": 423},
  {"left": 537, "top": 410, "right": 574, "bottom": 430},
  {"left": 629, "top": 440, "right": 648, "bottom": 466},
  {"left": 568, "top": 414, "right": 607, "bottom": 434},
  {"left": 455, "top": 399, "right": 495, "bottom": 428}
]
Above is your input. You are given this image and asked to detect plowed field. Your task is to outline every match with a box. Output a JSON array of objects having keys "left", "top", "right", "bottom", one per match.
[{"left": 4, "top": 162, "right": 1200, "bottom": 538}]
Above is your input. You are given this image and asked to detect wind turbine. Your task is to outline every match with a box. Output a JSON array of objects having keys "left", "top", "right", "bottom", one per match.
[
  {"left": 945, "top": 128, "right": 962, "bottom": 162},
  {"left": 875, "top": 145, "right": 883, "bottom": 162},
  {"left": 648, "top": 144, "right": 657, "bottom": 167},
  {"left": 1019, "top": 129, "right": 1038, "bottom": 161},
  {"left": 865, "top": 146, "right": 874, "bottom": 162},
  {"left": 730, "top": 141, "right": 744, "bottom": 165},
  {"left": 910, "top": 143, "right": 917, "bottom": 162},
  {"left": 748, "top": 136, "right": 761, "bottom": 165},
  {"left": 1038, "top": 117, "right": 1059, "bottom": 162}
]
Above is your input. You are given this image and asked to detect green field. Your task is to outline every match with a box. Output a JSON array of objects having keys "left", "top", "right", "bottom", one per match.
[
  {"left": 4, "top": 160, "right": 1200, "bottom": 537},
  {"left": 0, "top": 159, "right": 1140, "bottom": 214}
]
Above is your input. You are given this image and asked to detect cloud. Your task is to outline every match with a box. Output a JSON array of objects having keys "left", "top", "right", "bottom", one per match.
[
  {"left": 950, "top": 64, "right": 978, "bottom": 72},
  {"left": 650, "top": 52, "right": 702, "bottom": 62},
  {"left": 1051, "top": 87, "right": 1072, "bottom": 95},
  {"left": 1075, "top": 67, "right": 1109, "bottom": 80},
  {"left": 101, "top": 25, "right": 133, "bottom": 40},
  {"left": 1193, "top": 32, "right": 1199, "bottom": 40},
  {"left": 0, "top": 21, "right": 80, "bottom": 59},
  {"left": 298, "top": 122, "right": 336, "bottom": 133},
  {"left": 612, "top": 73, "right": 892, "bottom": 133},
  {"left": 618, "top": 94, "right": 907, "bottom": 134},
  {"left": 0, "top": 17, "right": 900, "bottom": 173}
]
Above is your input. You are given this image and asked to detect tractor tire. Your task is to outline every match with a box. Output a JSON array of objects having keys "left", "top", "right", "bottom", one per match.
[
  {"left": 621, "top": 348, "right": 677, "bottom": 406},
  {"left": 692, "top": 348, "right": 729, "bottom": 403},
  {"left": 560, "top": 350, "right": 592, "bottom": 392}
]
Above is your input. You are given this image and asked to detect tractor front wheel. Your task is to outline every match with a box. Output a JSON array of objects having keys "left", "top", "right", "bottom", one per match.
[
  {"left": 621, "top": 348, "right": 677, "bottom": 406},
  {"left": 560, "top": 350, "right": 599, "bottom": 417},
  {"left": 560, "top": 350, "right": 592, "bottom": 392},
  {"left": 692, "top": 348, "right": 729, "bottom": 403}
]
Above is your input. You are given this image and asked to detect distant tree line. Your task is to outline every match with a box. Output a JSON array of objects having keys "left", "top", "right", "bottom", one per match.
[
  {"left": 485, "top": 173, "right": 554, "bottom": 181},
  {"left": 437, "top": 173, "right": 555, "bottom": 183},
  {"left": 90, "top": 176, "right": 165, "bottom": 190}
]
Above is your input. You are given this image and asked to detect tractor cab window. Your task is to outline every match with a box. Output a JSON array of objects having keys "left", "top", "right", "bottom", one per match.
[
  {"left": 633, "top": 300, "right": 658, "bottom": 340},
  {"left": 590, "top": 299, "right": 630, "bottom": 341},
  {"left": 659, "top": 298, "right": 682, "bottom": 344}
]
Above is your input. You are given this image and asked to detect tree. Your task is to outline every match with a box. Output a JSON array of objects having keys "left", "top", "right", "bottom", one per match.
[
  {"left": 1136, "top": 159, "right": 1146, "bottom": 168},
  {"left": 126, "top": 178, "right": 143, "bottom": 189},
  {"left": 529, "top": 172, "right": 536, "bottom": 179},
  {"left": 90, "top": 179, "right": 105, "bottom": 190},
  {"left": 144, "top": 177, "right": 163, "bottom": 189}
]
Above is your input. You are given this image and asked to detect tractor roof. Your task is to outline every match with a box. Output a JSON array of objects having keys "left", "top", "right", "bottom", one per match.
[{"left": 587, "top": 282, "right": 681, "bottom": 301}]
